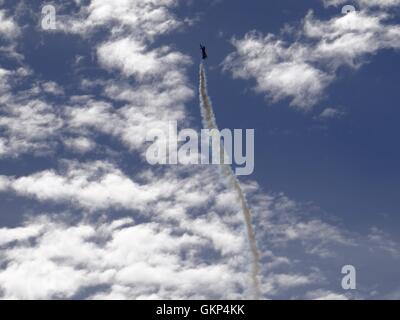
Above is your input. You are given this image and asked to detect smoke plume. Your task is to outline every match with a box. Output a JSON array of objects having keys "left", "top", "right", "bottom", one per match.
[{"left": 199, "top": 63, "right": 261, "bottom": 299}]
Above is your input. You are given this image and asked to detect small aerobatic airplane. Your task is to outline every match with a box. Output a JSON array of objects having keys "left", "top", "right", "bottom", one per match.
[{"left": 200, "top": 44, "right": 208, "bottom": 60}]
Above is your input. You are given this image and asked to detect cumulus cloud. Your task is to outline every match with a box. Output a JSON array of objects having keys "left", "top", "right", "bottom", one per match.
[
  {"left": 224, "top": 10, "right": 400, "bottom": 109},
  {"left": 97, "top": 37, "right": 191, "bottom": 80},
  {"left": 64, "top": 97, "right": 188, "bottom": 154},
  {"left": 41, "top": 81, "right": 65, "bottom": 96},
  {"left": 0, "top": 0, "right": 191, "bottom": 161},
  {"left": 59, "top": 0, "right": 183, "bottom": 39},
  {"left": 323, "top": 0, "right": 400, "bottom": 9},
  {"left": 0, "top": 65, "right": 68, "bottom": 158},
  {"left": 0, "top": 162, "right": 238, "bottom": 220},
  {"left": 368, "top": 227, "right": 400, "bottom": 258},
  {"left": 0, "top": 211, "right": 247, "bottom": 299},
  {"left": 1, "top": 168, "right": 399, "bottom": 299},
  {"left": 305, "top": 289, "right": 348, "bottom": 300},
  {"left": 63, "top": 137, "right": 96, "bottom": 153},
  {"left": 59, "top": 2, "right": 194, "bottom": 156},
  {"left": 0, "top": 161, "right": 177, "bottom": 211},
  {"left": 252, "top": 193, "right": 357, "bottom": 262},
  {"left": 0, "top": 9, "right": 22, "bottom": 61},
  {"left": 0, "top": 98, "right": 62, "bottom": 157},
  {"left": 0, "top": 224, "right": 43, "bottom": 246},
  {"left": 0, "top": 0, "right": 193, "bottom": 163},
  {"left": 318, "top": 107, "right": 345, "bottom": 119},
  {"left": 224, "top": 32, "right": 333, "bottom": 109},
  {"left": 0, "top": 10, "right": 20, "bottom": 38},
  {"left": 1, "top": 0, "right": 398, "bottom": 300}
]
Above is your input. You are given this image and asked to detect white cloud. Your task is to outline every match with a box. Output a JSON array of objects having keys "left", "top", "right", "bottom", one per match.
[
  {"left": 0, "top": 221, "right": 107, "bottom": 299},
  {"left": 0, "top": 9, "right": 21, "bottom": 61},
  {"left": 0, "top": 0, "right": 398, "bottom": 300},
  {"left": 0, "top": 66, "right": 67, "bottom": 158},
  {"left": 0, "top": 0, "right": 193, "bottom": 160},
  {"left": 0, "top": 67, "right": 11, "bottom": 96},
  {"left": 63, "top": 137, "right": 96, "bottom": 153},
  {"left": 59, "top": 0, "right": 183, "bottom": 39},
  {"left": 224, "top": 11, "right": 400, "bottom": 109},
  {"left": 41, "top": 81, "right": 64, "bottom": 96},
  {"left": 0, "top": 99, "right": 62, "bottom": 158},
  {"left": 1, "top": 178, "right": 399, "bottom": 299},
  {"left": 1, "top": 161, "right": 177, "bottom": 211},
  {"left": 323, "top": 0, "right": 400, "bottom": 9},
  {"left": 0, "top": 176, "right": 10, "bottom": 191},
  {"left": 306, "top": 289, "right": 349, "bottom": 300},
  {"left": 368, "top": 227, "right": 400, "bottom": 257},
  {"left": 306, "top": 11, "right": 400, "bottom": 69},
  {"left": 270, "top": 273, "right": 321, "bottom": 289},
  {"left": 318, "top": 107, "right": 345, "bottom": 119},
  {"left": 97, "top": 37, "right": 191, "bottom": 80},
  {"left": 0, "top": 10, "right": 20, "bottom": 39},
  {"left": 0, "top": 214, "right": 247, "bottom": 299},
  {"left": 65, "top": 89, "right": 192, "bottom": 154},
  {"left": 256, "top": 194, "right": 353, "bottom": 247},
  {"left": 0, "top": 224, "right": 43, "bottom": 246},
  {"left": 0, "top": 66, "right": 192, "bottom": 159},
  {"left": 2, "top": 164, "right": 398, "bottom": 299},
  {"left": 0, "top": 163, "right": 233, "bottom": 223}
]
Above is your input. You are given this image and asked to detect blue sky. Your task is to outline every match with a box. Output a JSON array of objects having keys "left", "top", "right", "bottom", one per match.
[{"left": 0, "top": 0, "right": 399, "bottom": 299}]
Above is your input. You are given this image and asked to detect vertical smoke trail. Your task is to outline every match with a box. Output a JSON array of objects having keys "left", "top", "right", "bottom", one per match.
[{"left": 199, "top": 63, "right": 261, "bottom": 299}]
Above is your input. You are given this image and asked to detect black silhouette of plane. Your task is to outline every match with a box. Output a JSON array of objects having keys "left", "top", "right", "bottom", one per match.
[{"left": 200, "top": 44, "right": 208, "bottom": 60}]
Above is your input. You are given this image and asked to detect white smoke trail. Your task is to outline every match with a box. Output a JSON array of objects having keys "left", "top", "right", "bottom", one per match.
[{"left": 199, "top": 63, "right": 261, "bottom": 299}]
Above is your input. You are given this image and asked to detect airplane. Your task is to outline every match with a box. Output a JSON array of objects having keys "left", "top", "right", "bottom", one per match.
[{"left": 200, "top": 44, "right": 208, "bottom": 60}]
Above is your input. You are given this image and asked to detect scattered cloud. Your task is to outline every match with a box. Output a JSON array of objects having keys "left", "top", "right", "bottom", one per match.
[
  {"left": 224, "top": 11, "right": 400, "bottom": 109},
  {"left": 58, "top": 0, "right": 184, "bottom": 39},
  {"left": 97, "top": 37, "right": 191, "bottom": 80},
  {"left": 1, "top": 172, "right": 398, "bottom": 299},
  {"left": 318, "top": 107, "right": 345, "bottom": 119},
  {"left": 63, "top": 137, "right": 96, "bottom": 154},
  {"left": 0, "top": 98, "right": 63, "bottom": 158},
  {"left": 323, "top": 0, "right": 400, "bottom": 9},
  {"left": 305, "top": 289, "right": 348, "bottom": 300},
  {"left": 0, "top": 161, "right": 175, "bottom": 211},
  {"left": 0, "top": 10, "right": 20, "bottom": 39},
  {"left": 0, "top": 0, "right": 398, "bottom": 300},
  {"left": 368, "top": 227, "right": 400, "bottom": 258}
]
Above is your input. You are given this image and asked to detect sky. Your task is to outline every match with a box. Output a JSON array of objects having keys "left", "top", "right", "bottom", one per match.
[{"left": 0, "top": 0, "right": 399, "bottom": 299}]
